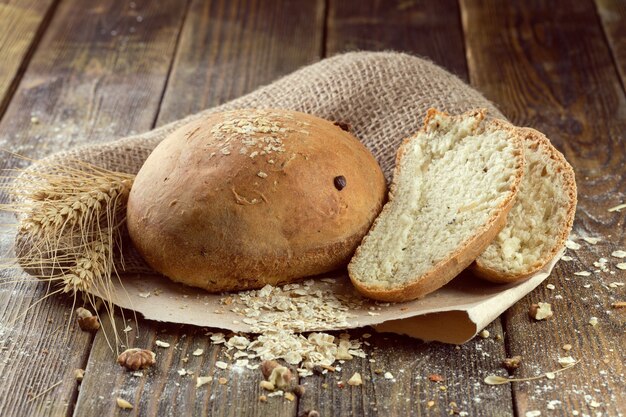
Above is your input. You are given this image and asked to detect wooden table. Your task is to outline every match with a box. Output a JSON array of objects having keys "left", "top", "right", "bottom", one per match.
[{"left": 1, "top": 1, "right": 624, "bottom": 416}]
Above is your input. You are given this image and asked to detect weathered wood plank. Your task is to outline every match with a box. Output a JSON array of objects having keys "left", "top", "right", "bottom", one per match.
[
  {"left": 77, "top": 0, "right": 324, "bottom": 416},
  {"left": 157, "top": 0, "right": 326, "bottom": 125},
  {"left": 326, "top": 0, "right": 468, "bottom": 81},
  {"left": 461, "top": 0, "right": 626, "bottom": 416},
  {"left": 297, "top": 2, "right": 515, "bottom": 416},
  {"left": 78, "top": 316, "right": 298, "bottom": 417},
  {"left": 0, "top": 0, "right": 188, "bottom": 415},
  {"left": 0, "top": 0, "right": 58, "bottom": 116},
  {"left": 299, "top": 327, "right": 513, "bottom": 417},
  {"left": 595, "top": 0, "right": 626, "bottom": 87}
]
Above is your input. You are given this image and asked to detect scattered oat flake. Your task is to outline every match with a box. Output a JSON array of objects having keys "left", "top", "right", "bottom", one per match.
[
  {"left": 583, "top": 237, "right": 600, "bottom": 244},
  {"left": 558, "top": 356, "right": 576, "bottom": 367},
  {"left": 116, "top": 398, "right": 133, "bottom": 409},
  {"left": 588, "top": 317, "right": 598, "bottom": 326},
  {"left": 560, "top": 255, "right": 574, "bottom": 261},
  {"left": 565, "top": 240, "right": 581, "bottom": 250},
  {"left": 529, "top": 302, "right": 553, "bottom": 320},
  {"left": 257, "top": 171, "right": 268, "bottom": 178},
  {"left": 138, "top": 292, "right": 151, "bottom": 298},
  {"left": 284, "top": 392, "right": 295, "bottom": 401},
  {"left": 545, "top": 372, "right": 556, "bottom": 380},
  {"left": 589, "top": 400, "right": 601, "bottom": 408},
  {"left": 526, "top": 411, "right": 541, "bottom": 417},
  {"left": 215, "top": 361, "right": 228, "bottom": 370},
  {"left": 384, "top": 372, "right": 394, "bottom": 380},
  {"left": 609, "top": 282, "right": 625, "bottom": 288},
  {"left": 123, "top": 326, "right": 132, "bottom": 333},
  {"left": 574, "top": 271, "right": 591, "bottom": 276},
  {"left": 611, "top": 250, "right": 626, "bottom": 258},
  {"left": 616, "top": 263, "right": 626, "bottom": 270},
  {"left": 155, "top": 340, "right": 170, "bottom": 348},
  {"left": 196, "top": 376, "right": 212, "bottom": 388},
  {"left": 177, "top": 368, "right": 187, "bottom": 376},
  {"left": 547, "top": 400, "right": 561, "bottom": 410},
  {"left": 192, "top": 349, "right": 204, "bottom": 356},
  {"left": 612, "top": 301, "right": 626, "bottom": 308}
]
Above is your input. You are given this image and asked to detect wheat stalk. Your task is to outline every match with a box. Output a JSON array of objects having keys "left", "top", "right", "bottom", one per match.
[{"left": 1, "top": 156, "right": 135, "bottom": 349}]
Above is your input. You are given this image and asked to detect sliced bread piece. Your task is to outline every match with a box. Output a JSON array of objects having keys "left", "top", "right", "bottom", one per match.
[
  {"left": 347, "top": 109, "right": 525, "bottom": 302},
  {"left": 472, "top": 126, "right": 577, "bottom": 283}
]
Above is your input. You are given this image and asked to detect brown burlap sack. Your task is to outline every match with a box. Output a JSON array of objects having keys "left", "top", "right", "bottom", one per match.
[{"left": 17, "top": 51, "right": 504, "bottom": 275}]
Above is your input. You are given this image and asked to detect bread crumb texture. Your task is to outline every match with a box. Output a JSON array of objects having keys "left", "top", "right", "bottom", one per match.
[
  {"left": 350, "top": 110, "right": 522, "bottom": 291},
  {"left": 475, "top": 128, "right": 576, "bottom": 280}
]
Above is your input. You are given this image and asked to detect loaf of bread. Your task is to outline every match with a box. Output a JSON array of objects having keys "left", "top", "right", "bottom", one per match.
[
  {"left": 473, "top": 126, "right": 577, "bottom": 282},
  {"left": 348, "top": 109, "right": 525, "bottom": 302},
  {"left": 126, "top": 109, "right": 386, "bottom": 292}
]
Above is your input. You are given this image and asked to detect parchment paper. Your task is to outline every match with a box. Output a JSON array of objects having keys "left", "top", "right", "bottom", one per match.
[{"left": 97, "top": 250, "right": 562, "bottom": 345}]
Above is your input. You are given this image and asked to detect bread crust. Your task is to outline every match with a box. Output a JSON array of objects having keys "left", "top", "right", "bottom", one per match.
[
  {"left": 472, "top": 127, "right": 577, "bottom": 283},
  {"left": 127, "top": 109, "right": 387, "bottom": 292},
  {"left": 348, "top": 109, "right": 526, "bottom": 302}
]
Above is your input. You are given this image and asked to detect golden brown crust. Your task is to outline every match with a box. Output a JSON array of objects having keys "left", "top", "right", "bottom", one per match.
[
  {"left": 127, "top": 109, "right": 387, "bottom": 292},
  {"left": 472, "top": 127, "right": 577, "bottom": 283},
  {"left": 348, "top": 109, "right": 526, "bottom": 302}
]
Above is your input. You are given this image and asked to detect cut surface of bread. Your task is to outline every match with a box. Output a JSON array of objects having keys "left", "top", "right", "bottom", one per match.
[
  {"left": 348, "top": 109, "right": 525, "bottom": 302},
  {"left": 473, "top": 127, "right": 577, "bottom": 283}
]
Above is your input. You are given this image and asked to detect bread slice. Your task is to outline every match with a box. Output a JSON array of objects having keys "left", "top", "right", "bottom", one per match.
[
  {"left": 347, "top": 109, "right": 525, "bottom": 302},
  {"left": 472, "top": 127, "right": 577, "bottom": 283}
]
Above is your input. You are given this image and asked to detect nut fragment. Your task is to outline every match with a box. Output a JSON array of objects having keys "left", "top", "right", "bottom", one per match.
[
  {"left": 502, "top": 355, "right": 522, "bottom": 371},
  {"left": 529, "top": 302, "right": 553, "bottom": 320},
  {"left": 75, "top": 308, "right": 100, "bottom": 331},
  {"left": 116, "top": 398, "right": 133, "bottom": 410},
  {"left": 428, "top": 374, "right": 444, "bottom": 382},
  {"left": 284, "top": 392, "right": 296, "bottom": 401},
  {"left": 479, "top": 330, "right": 490, "bottom": 339},
  {"left": 259, "top": 395, "right": 267, "bottom": 402},
  {"left": 298, "top": 411, "right": 320, "bottom": 417},
  {"left": 74, "top": 369, "right": 85, "bottom": 382},
  {"left": 117, "top": 348, "right": 156, "bottom": 371},
  {"left": 268, "top": 366, "right": 292, "bottom": 389},
  {"left": 260, "top": 360, "right": 280, "bottom": 379},
  {"left": 292, "top": 385, "right": 306, "bottom": 397},
  {"left": 260, "top": 380, "right": 275, "bottom": 391},
  {"left": 347, "top": 372, "right": 363, "bottom": 386}
]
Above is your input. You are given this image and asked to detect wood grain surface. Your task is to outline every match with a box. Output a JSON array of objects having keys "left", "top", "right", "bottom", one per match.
[
  {"left": 326, "top": 0, "right": 468, "bottom": 81},
  {"left": 461, "top": 0, "right": 626, "bottom": 415},
  {"left": 157, "top": 0, "right": 325, "bottom": 125},
  {"left": 0, "top": 0, "right": 188, "bottom": 416},
  {"left": 595, "top": 0, "right": 626, "bottom": 86},
  {"left": 0, "top": 0, "right": 625, "bottom": 416},
  {"left": 0, "top": 0, "right": 58, "bottom": 116}
]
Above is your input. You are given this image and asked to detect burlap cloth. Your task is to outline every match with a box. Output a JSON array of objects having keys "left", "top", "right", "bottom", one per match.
[{"left": 19, "top": 51, "right": 504, "bottom": 275}]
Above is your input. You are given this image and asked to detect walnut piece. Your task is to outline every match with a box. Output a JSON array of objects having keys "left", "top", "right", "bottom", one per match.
[
  {"left": 260, "top": 360, "right": 280, "bottom": 379},
  {"left": 117, "top": 348, "right": 156, "bottom": 371},
  {"left": 75, "top": 307, "right": 100, "bottom": 331}
]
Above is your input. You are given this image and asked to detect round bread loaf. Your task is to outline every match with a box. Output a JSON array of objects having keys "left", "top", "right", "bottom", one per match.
[{"left": 126, "top": 109, "right": 386, "bottom": 292}]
